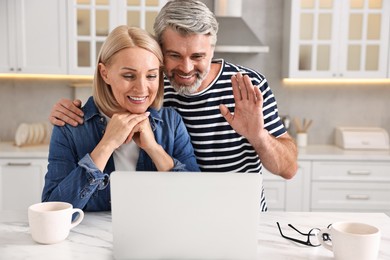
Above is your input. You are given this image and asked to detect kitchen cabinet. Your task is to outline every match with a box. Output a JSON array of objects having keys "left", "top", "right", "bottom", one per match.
[
  {"left": 0, "top": 143, "right": 48, "bottom": 211},
  {"left": 265, "top": 146, "right": 390, "bottom": 215},
  {"left": 67, "top": 0, "right": 167, "bottom": 75},
  {"left": 311, "top": 161, "right": 390, "bottom": 214},
  {"left": 263, "top": 160, "right": 311, "bottom": 211},
  {"left": 0, "top": 0, "right": 67, "bottom": 74},
  {"left": 283, "top": 0, "right": 390, "bottom": 79},
  {"left": 0, "top": 158, "right": 47, "bottom": 211}
]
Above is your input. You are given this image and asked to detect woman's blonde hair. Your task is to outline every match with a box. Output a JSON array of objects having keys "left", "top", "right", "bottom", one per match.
[{"left": 93, "top": 25, "right": 164, "bottom": 115}]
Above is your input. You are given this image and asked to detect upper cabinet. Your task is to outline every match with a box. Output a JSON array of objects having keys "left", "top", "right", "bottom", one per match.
[
  {"left": 283, "top": 0, "right": 390, "bottom": 79},
  {"left": 0, "top": 0, "right": 67, "bottom": 74},
  {"left": 68, "top": 0, "right": 167, "bottom": 75}
]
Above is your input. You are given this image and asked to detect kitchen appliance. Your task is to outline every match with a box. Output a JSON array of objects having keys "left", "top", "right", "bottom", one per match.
[
  {"left": 335, "top": 127, "right": 389, "bottom": 150},
  {"left": 213, "top": 0, "right": 269, "bottom": 53}
]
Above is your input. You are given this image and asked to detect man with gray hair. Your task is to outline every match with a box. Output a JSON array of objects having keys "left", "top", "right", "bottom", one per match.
[{"left": 49, "top": 0, "right": 298, "bottom": 211}]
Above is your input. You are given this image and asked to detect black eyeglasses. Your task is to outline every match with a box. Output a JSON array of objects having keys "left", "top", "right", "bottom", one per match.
[{"left": 276, "top": 222, "right": 329, "bottom": 247}]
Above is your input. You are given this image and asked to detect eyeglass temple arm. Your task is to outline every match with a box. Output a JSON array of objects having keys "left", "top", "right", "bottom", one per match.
[
  {"left": 288, "top": 224, "right": 312, "bottom": 236},
  {"left": 276, "top": 222, "right": 310, "bottom": 244}
]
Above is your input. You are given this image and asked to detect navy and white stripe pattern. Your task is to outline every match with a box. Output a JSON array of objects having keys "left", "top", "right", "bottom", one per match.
[{"left": 163, "top": 59, "right": 286, "bottom": 211}]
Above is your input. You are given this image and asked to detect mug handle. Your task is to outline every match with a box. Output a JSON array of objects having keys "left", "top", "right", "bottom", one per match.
[
  {"left": 317, "top": 228, "right": 333, "bottom": 252},
  {"left": 70, "top": 208, "right": 84, "bottom": 229}
]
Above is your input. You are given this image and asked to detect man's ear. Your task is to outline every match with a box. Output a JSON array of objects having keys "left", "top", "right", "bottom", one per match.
[{"left": 99, "top": 63, "right": 109, "bottom": 84}]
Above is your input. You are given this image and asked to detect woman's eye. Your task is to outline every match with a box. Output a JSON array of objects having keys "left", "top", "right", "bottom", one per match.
[
  {"left": 147, "top": 74, "right": 158, "bottom": 80},
  {"left": 123, "top": 74, "right": 134, "bottom": 79}
]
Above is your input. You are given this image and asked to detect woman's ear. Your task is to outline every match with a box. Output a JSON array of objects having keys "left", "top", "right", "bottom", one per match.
[{"left": 99, "top": 63, "right": 109, "bottom": 84}]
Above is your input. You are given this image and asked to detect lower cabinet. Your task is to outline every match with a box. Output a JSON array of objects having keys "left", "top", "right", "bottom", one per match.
[
  {"left": 0, "top": 158, "right": 47, "bottom": 210},
  {"left": 263, "top": 160, "right": 311, "bottom": 211},
  {"left": 263, "top": 159, "right": 390, "bottom": 215},
  {"left": 310, "top": 161, "right": 390, "bottom": 215}
]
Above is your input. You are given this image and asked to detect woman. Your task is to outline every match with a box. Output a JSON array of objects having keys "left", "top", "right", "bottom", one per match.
[{"left": 42, "top": 25, "right": 200, "bottom": 211}]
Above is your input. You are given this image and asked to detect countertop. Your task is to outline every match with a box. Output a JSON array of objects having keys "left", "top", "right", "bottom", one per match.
[
  {"left": 298, "top": 145, "right": 390, "bottom": 161},
  {"left": 0, "top": 142, "right": 49, "bottom": 158},
  {"left": 1, "top": 141, "right": 390, "bottom": 161},
  {"left": 1, "top": 210, "right": 389, "bottom": 259}
]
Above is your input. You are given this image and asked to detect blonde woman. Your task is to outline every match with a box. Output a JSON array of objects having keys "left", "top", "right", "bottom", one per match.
[{"left": 42, "top": 25, "right": 199, "bottom": 211}]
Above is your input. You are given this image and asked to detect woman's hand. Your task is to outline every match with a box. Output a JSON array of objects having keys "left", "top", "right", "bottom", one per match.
[
  {"left": 91, "top": 112, "right": 149, "bottom": 171},
  {"left": 131, "top": 118, "right": 158, "bottom": 152},
  {"left": 131, "top": 117, "right": 174, "bottom": 171}
]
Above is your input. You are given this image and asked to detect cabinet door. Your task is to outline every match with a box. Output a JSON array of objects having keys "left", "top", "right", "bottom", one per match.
[
  {"left": 338, "top": 0, "right": 390, "bottom": 78},
  {"left": 311, "top": 182, "right": 390, "bottom": 211},
  {"left": 67, "top": 0, "right": 167, "bottom": 75},
  {"left": 285, "top": 0, "right": 389, "bottom": 79},
  {"left": 286, "top": 0, "right": 340, "bottom": 78},
  {"left": 0, "top": 0, "right": 67, "bottom": 74},
  {"left": 16, "top": 0, "right": 67, "bottom": 74},
  {"left": 262, "top": 170, "right": 286, "bottom": 210},
  {"left": 0, "top": 0, "right": 16, "bottom": 73},
  {"left": 67, "top": 0, "right": 116, "bottom": 75},
  {"left": 263, "top": 160, "right": 311, "bottom": 211},
  {"left": 0, "top": 159, "right": 47, "bottom": 210}
]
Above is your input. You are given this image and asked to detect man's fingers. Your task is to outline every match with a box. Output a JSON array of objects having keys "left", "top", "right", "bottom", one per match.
[
  {"left": 50, "top": 109, "right": 80, "bottom": 127},
  {"left": 72, "top": 99, "right": 83, "bottom": 109},
  {"left": 59, "top": 98, "right": 84, "bottom": 117},
  {"left": 236, "top": 73, "right": 249, "bottom": 100},
  {"left": 219, "top": 104, "right": 233, "bottom": 124},
  {"left": 243, "top": 75, "right": 256, "bottom": 102},
  {"left": 231, "top": 75, "right": 242, "bottom": 102},
  {"left": 253, "top": 85, "right": 263, "bottom": 105},
  {"left": 48, "top": 116, "right": 65, "bottom": 127}
]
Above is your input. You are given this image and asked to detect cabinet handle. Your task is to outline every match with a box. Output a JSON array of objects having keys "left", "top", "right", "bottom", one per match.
[
  {"left": 346, "top": 194, "right": 370, "bottom": 200},
  {"left": 347, "top": 170, "right": 371, "bottom": 175},
  {"left": 7, "top": 162, "right": 32, "bottom": 167}
]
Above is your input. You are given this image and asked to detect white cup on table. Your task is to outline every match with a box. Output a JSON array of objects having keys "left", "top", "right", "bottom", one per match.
[
  {"left": 28, "top": 201, "right": 84, "bottom": 244},
  {"left": 317, "top": 221, "right": 381, "bottom": 260}
]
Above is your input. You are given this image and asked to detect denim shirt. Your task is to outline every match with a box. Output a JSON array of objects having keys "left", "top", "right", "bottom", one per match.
[{"left": 42, "top": 96, "right": 200, "bottom": 211}]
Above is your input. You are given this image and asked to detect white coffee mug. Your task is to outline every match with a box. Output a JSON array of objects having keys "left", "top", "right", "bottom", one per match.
[
  {"left": 317, "top": 222, "right": 381, "bottom": 260},
  {"left": 28, "top": 201, "right": 84, "bottom": 244}
]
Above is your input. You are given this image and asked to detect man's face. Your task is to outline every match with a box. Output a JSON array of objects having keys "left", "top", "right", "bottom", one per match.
[{"left": 161, "top": 28, "right": 214, "bottom": 95}]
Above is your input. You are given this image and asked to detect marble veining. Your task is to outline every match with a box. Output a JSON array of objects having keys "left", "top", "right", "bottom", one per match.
[{"left": 1, "top": 211, "right": 389, "bottom": 259}]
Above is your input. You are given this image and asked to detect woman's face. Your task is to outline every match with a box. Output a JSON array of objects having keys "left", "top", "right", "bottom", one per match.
[{"left": 99, "top": 47, "right": 160, "bottom": 115}]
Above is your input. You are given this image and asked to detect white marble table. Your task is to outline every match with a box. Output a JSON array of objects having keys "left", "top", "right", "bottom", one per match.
[{"left": 1, "top": 210, "right": 390, "bottom": 259}]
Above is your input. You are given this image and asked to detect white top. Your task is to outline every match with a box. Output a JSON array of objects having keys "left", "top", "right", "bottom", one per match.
[
  {"left": 1, "top": 211, "right": 389, "bottom": 259},
  {"left": 101, "top": 112, "right": 139, "bottom": 171}
]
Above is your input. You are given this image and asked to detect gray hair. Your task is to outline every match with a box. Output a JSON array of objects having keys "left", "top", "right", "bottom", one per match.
[{"left": 153, "top": 0, "right": 219, "bottom": 46}]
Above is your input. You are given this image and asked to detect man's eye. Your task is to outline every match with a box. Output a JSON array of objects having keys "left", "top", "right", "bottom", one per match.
[
  {"left": 169, "top": 54, "right": 180, "bottom": 59},
  {"left": 192, "top": 55, "right": 203, "bottom": 60}
]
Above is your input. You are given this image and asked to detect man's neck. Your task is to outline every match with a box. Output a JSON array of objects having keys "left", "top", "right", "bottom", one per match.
[{"left": 197, "top": 61, "right": 222, "bottom": 92}]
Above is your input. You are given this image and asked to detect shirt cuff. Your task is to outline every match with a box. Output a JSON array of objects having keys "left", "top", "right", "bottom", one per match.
[{"left": 78, "top": 154, "right": 110, "bottom": 190}]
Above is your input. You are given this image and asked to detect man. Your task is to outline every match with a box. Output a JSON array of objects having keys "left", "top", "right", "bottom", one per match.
[{"left": 49, "top": 0, "right": 298, "bottom": 211}]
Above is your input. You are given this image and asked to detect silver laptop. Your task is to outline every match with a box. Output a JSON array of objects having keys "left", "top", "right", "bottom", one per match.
[{"left": 110, "top": 171, "right": 262, "bottom": 260}]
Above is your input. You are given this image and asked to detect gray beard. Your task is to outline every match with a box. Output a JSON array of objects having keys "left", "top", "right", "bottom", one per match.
[
  {"left": 170, "top": 79, "right": 202, "bottom": 95},
  {"left": 168, "top": 70, "right": 208, "bottom": 95}
]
